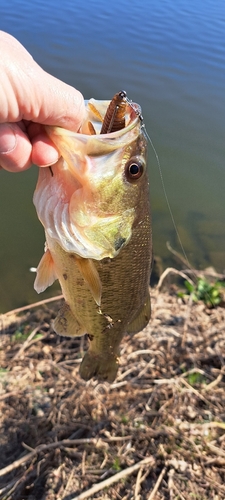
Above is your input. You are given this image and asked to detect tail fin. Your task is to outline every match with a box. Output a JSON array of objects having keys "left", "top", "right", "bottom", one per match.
[{"left": 79, "top": 350, "right": 119, "bottom": 382}]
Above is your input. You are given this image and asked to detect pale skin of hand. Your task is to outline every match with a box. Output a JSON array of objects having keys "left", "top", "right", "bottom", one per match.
[{"left": 0, "top": 31, "right": 85, "bottom": 172}]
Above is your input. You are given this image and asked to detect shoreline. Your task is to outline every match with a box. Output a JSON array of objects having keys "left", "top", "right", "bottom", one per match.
[{"left": 0, "top": 284, "right": 225, "bottom": 498}]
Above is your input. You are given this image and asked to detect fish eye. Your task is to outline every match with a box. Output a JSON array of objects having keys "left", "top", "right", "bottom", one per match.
[{"left": 125, "top": 156, "right": 145, "bottom": 182}]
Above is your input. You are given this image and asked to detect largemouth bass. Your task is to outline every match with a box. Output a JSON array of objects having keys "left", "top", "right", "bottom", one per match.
[{"left": 33, "top": 92, "right": 152, "bottom": 382}]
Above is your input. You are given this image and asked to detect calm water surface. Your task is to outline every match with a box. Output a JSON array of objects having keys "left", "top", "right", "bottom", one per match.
[{"left": 0, "top": 0, "right": 225, "bottom": 311}]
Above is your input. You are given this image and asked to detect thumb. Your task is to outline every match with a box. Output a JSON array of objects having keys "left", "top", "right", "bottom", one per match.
[{"left": 0, "top": 123, "right": 32, "bottom": 172}]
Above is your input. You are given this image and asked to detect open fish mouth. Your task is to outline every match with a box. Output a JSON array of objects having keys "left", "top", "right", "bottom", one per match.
[{"left": 33, "top": 93, "right": 145, "bottom": 261}]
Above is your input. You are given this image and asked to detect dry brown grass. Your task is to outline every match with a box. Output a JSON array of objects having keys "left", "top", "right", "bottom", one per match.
[{"left": 0, "top": 284, "right": 225, "bottom": 499}]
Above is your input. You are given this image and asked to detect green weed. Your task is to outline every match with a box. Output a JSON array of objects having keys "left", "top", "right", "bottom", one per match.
[
  {"left": 0, "top": 367, "right": 8, "bottom": 376},
  {"left": 11, "top": 330, "right": 43, "bottom": 343},
  {"left": 187, "top": 371, "right": 206, "bottom": 386},
  {"left": 179, "top": 277, "right": 224, "bottom": 308},
  {"left": 112, "top": 456, "right": 121, "bottom": 471},
  {"left": 120, "top": 415, "right": 129, "bottom": 424}
]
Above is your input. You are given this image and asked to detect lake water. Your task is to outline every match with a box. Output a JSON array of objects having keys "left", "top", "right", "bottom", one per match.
[{"left": 0, "top": 0, "right": 225, "bottom": 311}]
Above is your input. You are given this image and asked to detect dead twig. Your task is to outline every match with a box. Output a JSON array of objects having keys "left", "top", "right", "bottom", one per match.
[
  {"left": 166, "top": 243, "right": 225, "bottom": 280},
  {"left": 157, "top": 267, "right": 194, "bottom": 290},
  {"left": 180, "top": 377, "right": 211, "bottom": 405},
  {"left": 63, "top": 469, "right": 75, "bottom": 497},
  {"left": 12, "top": 326, "right": 41, "bottom": 360},
  {"left": 203, "top": 367, "right": 225, "bottom": 392},
  {"left": 182, "top": 293, "right": 193, "bottom": 346},
  {"left": 3, "top": 294, "right": 63, "bottom": 317},
  {"left": 70, "top": 457, "right": 155, "bottom": 500},
  {"left": 166, "top": 241, "right": 192, "bottom": 269},
  {"left": 134, "top": 465, "right": 144, "bottom": 499},
  {"left": 0, "top": 436, "right": 132, "bottom": 477},
  {"left": 0, "top": 477, "right": 19, "bottom": 496},
  {"left": 147, "top": 466, "right": 167, "bottom": 500},
  {"left": 134, "top": 464, "right": 152, "bottom": 499},
  {"left": 0, "top": 391, "right": 22, "bottom": 401},
  {"left": 206, "top": 442, "right": 225, "bottom": 458},
  {"left": 182, "top": 267, "right": 225, "bottom": 281}
]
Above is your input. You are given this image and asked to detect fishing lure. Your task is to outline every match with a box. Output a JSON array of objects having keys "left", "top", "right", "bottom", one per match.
[{"left": 100, "top": 90, "right": 127, "bottom": 134}]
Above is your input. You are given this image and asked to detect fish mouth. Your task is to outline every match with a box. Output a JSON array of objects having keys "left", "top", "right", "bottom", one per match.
[{"left": 45, "top": 111, "right": 140, "bottom": 161}]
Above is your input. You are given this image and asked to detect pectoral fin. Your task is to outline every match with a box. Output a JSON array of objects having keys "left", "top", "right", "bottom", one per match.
[
  {"left": 34, "top": 249, "right": 57, "bottom": 293},
  {"left": 75, "top": 257, "right": 102, "bottom": 306},
  {"left": 84, "top": 210, "right": 134, "bottom": 258},
  {"left": 54, "top": 302, "right": 86, "bottom": 337},
  {"left": 127, "top": 292, "right": 151, "bottom": 334}
]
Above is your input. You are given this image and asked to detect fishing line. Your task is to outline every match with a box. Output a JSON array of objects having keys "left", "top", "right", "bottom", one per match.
[
  {"left": 140, "top": 123, "right": 219, "bottom": 307},
  {"left": 125, "top": 94, "right": 198, "bottom": 283},
  {"left": 141, "top": 123, "right": 194, "bottom": 273},
  {"left": 125, "top": 94, "right": 221, "bottom": 308}
]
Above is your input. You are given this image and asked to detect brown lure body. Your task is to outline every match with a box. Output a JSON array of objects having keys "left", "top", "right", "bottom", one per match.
[{"left": 100, "top": 90, "right": 127, "bottom": 134}]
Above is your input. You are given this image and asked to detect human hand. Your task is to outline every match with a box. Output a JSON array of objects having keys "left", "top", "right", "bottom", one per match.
[{"left": 0, "top": 31, "right": 85, "bottom": 172}]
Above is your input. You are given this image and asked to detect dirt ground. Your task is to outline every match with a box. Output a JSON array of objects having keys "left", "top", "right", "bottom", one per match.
[{"left": 0, "top": 276, "right": 225, "bottom": 500}]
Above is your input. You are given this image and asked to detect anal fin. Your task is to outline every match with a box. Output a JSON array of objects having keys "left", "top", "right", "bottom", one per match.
[
  {"left": 54, "top": 302, "right": 86, "bottom": 337},
  {"left": 127, "top": 292, "right": 151, "bottom": 334}
]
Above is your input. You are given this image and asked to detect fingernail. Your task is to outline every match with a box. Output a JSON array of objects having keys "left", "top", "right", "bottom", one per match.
[
  {"left": 0, "top": 124, "right": 17, "bottom": 154},
  {"left": 39, "top": 159, "right": 59, "bottom": 168}
]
